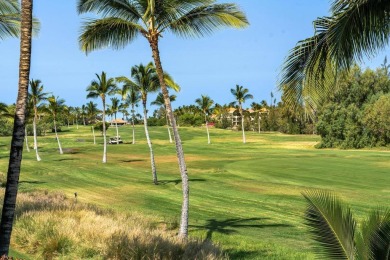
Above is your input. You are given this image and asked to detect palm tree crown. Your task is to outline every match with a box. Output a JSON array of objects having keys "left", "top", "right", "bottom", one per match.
[
  {"left": 0, "top": 0, "right": 21, "bottom": 39},
  {"left": 195, "top": 95, "right": 214, "bottom": 115},
  {"left": 86, "top": 71, "right": 117, "bottom": 101},
  {"left": 231, "top": 85, "right": 253, "bottom": 106}
]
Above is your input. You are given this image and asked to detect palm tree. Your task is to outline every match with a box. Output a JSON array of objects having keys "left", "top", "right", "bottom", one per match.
[
  {"left": 81, "top": 104, "right": 87, "bottom": 125},
  {"left": 280, "top": 0, "right": 390, "bottom": 107},
  {"left": 46, "top": 95, "right": 65, "bottom": 155},
  {"left": 0, "top": 0, "right": 20, "bottom": 40},
  {"left": 151, "top": 92, "right": 177, "bottom": 143},
  {"left": 0, "top": 0, "right": 33, "bottom": 255},
  {"left": 29, "top": 79, "right": 47, "bottom": 161},
  {"left": 86, "top": 71, "right": 117, "bottom": 163},
  {"left": 110, "top": 97, "right": 121, "bottom": 145},
  {"left": 302, "top": 190, "right": 390, "bottom": 260},
  {"left": 117, "top": 63, "right": 160, "bottom": 185},
  {"left": 122, "top": 85, "right": 140, "bottom": 145},
  {"left": 78, "top": 0, "right": 248, "bottom": 239},
  {"left": 195, "top": 95, "right": 214, "bottom": 144},
  {"left": 86, "top": 101, "right": 99, "bottom": 124},
  {"left": 231, "top": 85, "right": 253, "bottom": 144}
]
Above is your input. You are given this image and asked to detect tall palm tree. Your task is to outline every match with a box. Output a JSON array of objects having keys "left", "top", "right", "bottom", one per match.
[
  {"left": 231, "top": 85, "right": 253, "bottom": 144},
  {"left": 86, "top": 101, "right": 99, "bottom": 124},
  {"left": 117, "top": 62, "right": 160, "bottom": 185},
  {"left": 122, "top": 85, "right": 140, "bottom": 144},
  {"left": 46, "top": 95, "right": 65, "bottom": 155},
  {"left": 0, "top": 0, "right": 33, "bottom": 255},
  {"left": 195, "top": 95, "right": 214, "bottom": 144},
  {"left": 78, "top": 0, "right": 248, "bottom": 239},
  {"left": 151, "top": 92, "right": 176, "bottom": 143},
  {"left": 86, "top": 71, "right": 117, "bottom": 163},
  {"left": 303, "top": 190, "right": 390, "bottom": 260},
  {"left": 81, "top": 104, "right": 87, "bottom": 125},
  {"left": 280, "top": 0, "right": 390, "bottom": 107},
  {"left": 29, "top": 79, "right": 47, "bottom": 161},
  {"left": 110, "top": 97, "right": 121, "bottom": 145}
]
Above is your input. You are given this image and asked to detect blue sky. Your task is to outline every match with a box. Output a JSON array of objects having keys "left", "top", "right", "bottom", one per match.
[{"left": 1, "top": 1, "right": 389, "bottom": 110}]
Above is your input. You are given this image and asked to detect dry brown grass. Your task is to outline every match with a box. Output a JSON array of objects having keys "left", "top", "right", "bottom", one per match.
[{"left": 0, "top": 191, "right": 227, "bottom": 260}]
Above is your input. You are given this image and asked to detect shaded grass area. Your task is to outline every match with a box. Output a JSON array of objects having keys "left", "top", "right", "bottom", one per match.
[{"left": 0, "top": 125, "right": 389, "bottom": 259}]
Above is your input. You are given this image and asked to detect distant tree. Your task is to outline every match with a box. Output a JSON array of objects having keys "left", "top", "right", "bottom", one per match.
[
  {"left": 110, "top": 97, "right": 121, "bottom": 145},
  {"left": 86, "top": 71, "right": 117, "bottom": 163},
  {"left": 122, "top": 85, "right": 140, "bottom": 144},
  {"left": 118, "top": 63, "right": 159, "bottom": 185},
  {"left": 195, "top": 95, "right": 214, "bottom": 144},
  {"left": 86, "top": 101, "right": 99, "bottom": 124},
  {"left": 231, "top": 85, "right": 253, "bottom": 143},
  {"left": 302, "top": 190, "right": 390, "bottom": 260},
  {"left": 151, "top": 92, "right": 176, "bottom": 143},
  {"left": 78, "top": 0, "right": 248, "bottom": 239},
  {"left": 46, "top": 96, "right": 65, "bottom": 154}
]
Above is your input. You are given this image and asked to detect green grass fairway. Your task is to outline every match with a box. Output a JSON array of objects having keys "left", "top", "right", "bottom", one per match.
[{"left": 0, "top": 125, "right": 389, "bottom": 259}]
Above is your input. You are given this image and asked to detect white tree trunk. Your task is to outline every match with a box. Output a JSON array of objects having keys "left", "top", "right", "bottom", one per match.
[
  {"left": 53, "top": 119, "right": 63, "bottom": 154},
  {"left": 115, "top": 114, "right": 119, "bottom": 145},
  {"left": 166, "top": 113, "right": 172, "bottom": 143},
  {"left": 131, "top": 105, "right": 136, "bottom": 144},
  {"left": 143, "top": 105, "right": 158, "bottom": 185},
  {"left": 102, "top": 99, "right": 107, "bottom": 163},
  {"left": 205, "top": 114, "right": 211, "bottom": 144},
  {"left": 24, "top": 128, "right": 30, "bottom": 152},
  {"left": 33, "top": 117, "right": 41, "bottom": 161},
  {"left": 92, "top": 126, "right": 96, "bottom": 145},
  {"left": 240, "top": 105, "right": 246, "bottom": 144}
]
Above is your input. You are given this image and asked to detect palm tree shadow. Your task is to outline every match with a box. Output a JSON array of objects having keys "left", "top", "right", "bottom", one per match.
[
  {"left": 19, "top": 181, "right": 46, "bottom": 185},
  {"left": 191, "top": 217, "right": 292, "bottom": 241},
  {"left": 159, "top": 178, "right": 206, "bottom": 185},
  {"left": 120, "top": 159, "right": 145, "bottom": 163}
]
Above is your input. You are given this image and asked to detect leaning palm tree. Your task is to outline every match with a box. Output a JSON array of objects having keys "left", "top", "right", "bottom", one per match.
[
  {"left": 110, "top": 97, "right": 121, "bottom": 145},
  {"left": 0, "top": 0, "right": 33, "bottom": 255},
  {"left": 302, "top": 190, "right": 390, "bottom": 260},
  {"left": 231, "top": 85, "right": 253, "bottom": 144},
  {"left": 86, "top": 71, "right": 117, "bottom": 163},
  {"left": 122, "top": 85, "right": 141, "bottom": 144},
  {"left": 117, "top": 63, "right": 160, "bottom": 185},
  {"left": 280, "top": 0, "right": 390, "bottom": 108},
  {"left": 46, "top": 95, "right": 65, "bottom": 155},
  {"left": 29, "top": 79, "right": 47, "bottom": 161},
  {"left": 78, "top": 0, "right": 248, "bottom": 239},
  {"left": 195, "top": 95, "right": 214, "bottom": 144},
  {"left": 151, "top": 92, "right": 176, "bottom": 143}
]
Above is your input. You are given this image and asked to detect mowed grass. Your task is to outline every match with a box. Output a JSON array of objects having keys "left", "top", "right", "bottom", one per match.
[{"left": 0, "top": 125, "right": 389, "bottom": 259}]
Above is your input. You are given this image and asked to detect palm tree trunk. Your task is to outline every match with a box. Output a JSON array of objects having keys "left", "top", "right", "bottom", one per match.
[
  {"left": 24, "top": 128, "right": 30, "bottom": 152},
  {"left": 53, "top": 118, "right": 63, "bottom": 154},
  {"left": 240, "top": 105, "right": 246, "bottom": 144},
  {"left": 92, "top": 126, "right": 96, "bottom": 145},
  {"left": 131, "top": 105, "right": 135, "bottom": 144},
  {"left": 102, "top": 98, "right": 107, "bottom": 163},
  {"left": 0, "top": 0, "right": 33, "bottom": 255},
  {"left": 166, "top": 113, "right": 173, "bottom": 143},
  {"left": 33, "top": 117, "right": 41, "bottom": 161},
  {"left": 258, "top": 113, "right": 261, "bottom": 134},
  {"left": 143, "top": 103, "right": 158, "bottom": 185},
  {"left": 205, "top": 114, "right": 211, "bottom": 144},
  {"left": 115, "top": 113, "right": 119, "bottom": 145},
  {"left": 149, "top": 38, "right": 189, "bottom": 239}
]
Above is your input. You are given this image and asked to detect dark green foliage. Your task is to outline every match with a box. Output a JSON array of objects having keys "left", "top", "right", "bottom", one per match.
[
  {"left": 316, "top": 66, "right": 390, "bottom": 148},
  {"left": 178, "top": 113, "right": 203, "bottom": 127},
  {"left": 0, "top": 119, "right": 12, "bottom": 136},
  {"left": 147, "top": 117, "right": 165, "bottom": 127},
  {"left": 94, "top": 122, "right": 109, "bottom": 133}
]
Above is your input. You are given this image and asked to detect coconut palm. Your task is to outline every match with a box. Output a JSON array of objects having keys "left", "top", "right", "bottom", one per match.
[
  {"left": 231, "top": 85, "right": 253, "bottom": 144},
  {"left": 280, "top": 0, "right": 390, "bottom": 108},
  {"left": 195, "top": 95, "right": 214, "bottom": 144},
  {"left": 122, "top": 85, "right": 140, "bottom": 144},
  {"left": 78, "top": 0, "right": 248, "bottom": 239},
  {"left": 86, "top": 71, "right": 117, "bottom": 163},
  {"left": 302, "top": 190, "right": 390, "bottom": 260},
  {"left": 110, "top": 97, "right": 121, "bottom": 145},
  {"left": 0, "top": 0, "right": 33, "bottom": 254},
  {"left": 0, "top": 0, "right": 20, "bottom": 40},
  {"left": 46, "top": 95, "right": 65, "bottom": 155},
  {"left": 86, "top": 101, "right": 99, "bottom": 124},
  {"left": 151, "top": 92, "right": 177, "bottom": 143},
  {"left": 29, "top": 79, "right": 48, "bottom": 161},
  {"left": 81, "top": 104, "right": 87, "bottom": 125},
  {"left": 117, "top": 62, "right": 160, "bottom": 184}
]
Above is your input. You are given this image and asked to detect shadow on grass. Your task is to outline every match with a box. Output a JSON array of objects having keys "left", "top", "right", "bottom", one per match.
[
  {"left": 120, "top": 159, "right": 145, "bottom": 163},
  {"left": 191, "top": 218, "right": 292, "bottom": 241},
  {"left": 159, "top": 178, "right": 206, "bottom": 185},
  {"left": 19, "top": 181, "right": 46, "bottom": 185},
  {"left": 226, "top": 249, "right": 261, "bottom": 259},
  {"left": 55, "top": 158, "right": 79, "bottom": 162}
]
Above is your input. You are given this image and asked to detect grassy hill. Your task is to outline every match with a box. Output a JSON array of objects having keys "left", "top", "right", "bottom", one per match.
[{"left": 0, "top": 125, "right": 389, "bottom": 259}]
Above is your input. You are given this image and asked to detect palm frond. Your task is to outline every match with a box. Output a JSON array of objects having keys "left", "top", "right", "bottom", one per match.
[
  {"left": 79, "top": 17, "right": 143, "bottom": 53},
  {"left": 302, "top": 190, "right": 356, "bottom": 260},
  {"left": 168, "top": 3, "right": 248, "bottom": 38}
]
